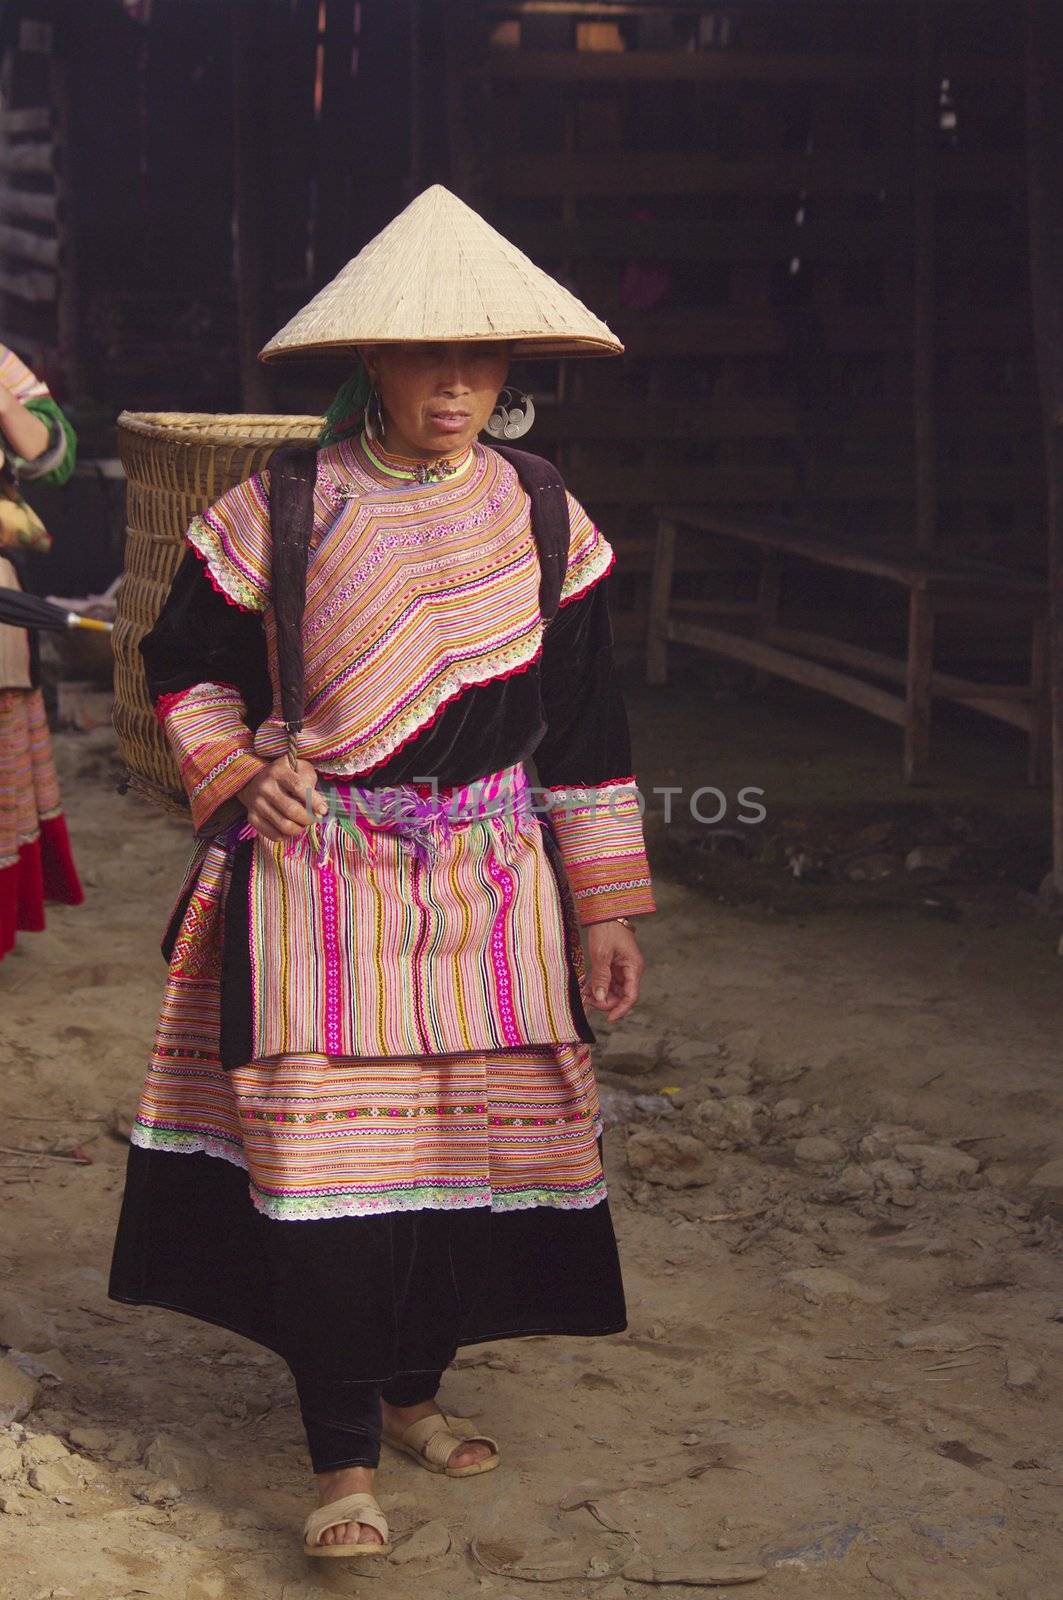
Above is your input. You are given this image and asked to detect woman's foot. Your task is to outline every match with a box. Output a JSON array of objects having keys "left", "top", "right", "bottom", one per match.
[
  {"left": 312, "top": 1465, "right": 386, "bottom": 1547},
  {"left": 382, "top": 1399, "right": 495, "bottom": 1470}
]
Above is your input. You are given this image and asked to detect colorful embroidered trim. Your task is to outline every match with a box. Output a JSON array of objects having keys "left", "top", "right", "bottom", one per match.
[
  {"left": 130, "top": 943, "right": 608, "bottom": 1220},
  {"left": 130, "top": 1116, "right": 610, "bottom": 1222},
  {"left": 359, "top": 435, "right": 476, "bottom": 487}
]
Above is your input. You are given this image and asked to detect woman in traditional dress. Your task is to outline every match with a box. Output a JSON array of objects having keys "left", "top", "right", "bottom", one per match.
[
  {"left": 0, "top": 346, "right": 81, "bottom": 961},
  {"left": 108, "top": 186, "right": 655, "bottom": 1559}
]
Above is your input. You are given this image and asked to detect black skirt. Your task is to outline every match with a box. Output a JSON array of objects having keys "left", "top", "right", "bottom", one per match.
[{"left": 108, "top": 1138, "right": 626, "bottom": 1382}]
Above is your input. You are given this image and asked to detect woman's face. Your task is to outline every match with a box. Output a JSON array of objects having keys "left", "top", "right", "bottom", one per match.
[{"left": 362, "top": 341, "right": 511, "bottom": 458}]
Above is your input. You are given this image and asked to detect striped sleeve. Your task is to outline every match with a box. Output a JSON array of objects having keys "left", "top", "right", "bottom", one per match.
[
  {"left": 535, "top": 515, "right": 655, "bottom": 925},
  {"left": 542, "top": 779, "right": 655, "bottom": 924},
  {"left": 141, "top": 546, "right": 273, "bottom": 836},
  {"left": 157, "top": 681, "right": 265, "bottom": 836}
]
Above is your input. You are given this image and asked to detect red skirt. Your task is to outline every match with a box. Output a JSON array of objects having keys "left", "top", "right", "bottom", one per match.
[{"left": 0, "top": 685, "right": 83, "bottom": 959}]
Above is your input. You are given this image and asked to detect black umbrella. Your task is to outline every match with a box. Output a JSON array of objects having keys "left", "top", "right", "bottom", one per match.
[{"left": 0, "top": 587, "right": 113, "bottom": 634}]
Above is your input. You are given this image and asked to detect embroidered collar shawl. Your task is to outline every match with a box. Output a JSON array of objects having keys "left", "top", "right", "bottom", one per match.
[{"left": 185, "top": 433, "right": 612, "bottom": 778}]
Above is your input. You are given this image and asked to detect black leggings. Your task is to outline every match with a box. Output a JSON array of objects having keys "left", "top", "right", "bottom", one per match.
[{"left": 292, "top": 1365, "right": 445, "bottom": 1472}]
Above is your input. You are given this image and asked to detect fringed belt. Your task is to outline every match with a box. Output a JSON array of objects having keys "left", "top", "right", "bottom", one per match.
[{"left": 239, "top": 762, "right": 533, "bottom": 867}]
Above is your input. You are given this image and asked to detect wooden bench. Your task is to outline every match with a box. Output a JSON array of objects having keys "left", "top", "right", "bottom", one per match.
[{"left": 646, "top": 509, "right": 1050, "bottom": 785}]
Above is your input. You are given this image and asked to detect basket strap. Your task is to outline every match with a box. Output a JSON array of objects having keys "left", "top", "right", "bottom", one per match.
[
  {"left": 268, "top": 444, "right": 318, "bottom": 766},
  {"left": 490, "top": 443, "right": 570, "bottom": 622}
]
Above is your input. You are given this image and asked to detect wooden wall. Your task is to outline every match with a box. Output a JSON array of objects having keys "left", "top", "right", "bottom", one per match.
[
  {"left": 0, "top": 0, "right": 1042, "bottom": 656},
  {"left": 0, "top": 4, "right": 70, "bottom": 397},
  {"left": 0, "top": 0, "right": 426, "bottom": 416},
  {"left": 446, "top": 1, "right": 1044, "bottom": 643}
]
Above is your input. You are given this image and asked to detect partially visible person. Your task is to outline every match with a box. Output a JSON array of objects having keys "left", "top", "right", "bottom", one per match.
[{"left": 0, "top": 345, "right": 82, "bottom": 961}]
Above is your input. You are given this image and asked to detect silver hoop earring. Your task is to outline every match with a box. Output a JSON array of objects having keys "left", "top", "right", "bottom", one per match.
[
  {"left": 485, "top": 387, "right": 535, "bottom": 441},
  {"left": 363, "top": 387, "right": 385, "bottom": 442}
]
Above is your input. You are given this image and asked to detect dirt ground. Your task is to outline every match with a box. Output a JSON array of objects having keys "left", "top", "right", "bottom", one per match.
[{"left": 1, "top": 690, "right": 1062, "bottom": 1600}]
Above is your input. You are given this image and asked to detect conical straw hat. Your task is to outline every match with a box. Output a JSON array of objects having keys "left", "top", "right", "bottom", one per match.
[{"left": 260, "top": 184, "right": 623, "bottom": 362}]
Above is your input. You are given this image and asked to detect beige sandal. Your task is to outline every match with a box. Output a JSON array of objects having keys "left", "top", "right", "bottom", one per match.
[
  {"left": 383, "top": 1411, "right": 500, "bottom": 1477},
  {"left": 302, "top": 1491, "right": 391, "bottom": 1559}
]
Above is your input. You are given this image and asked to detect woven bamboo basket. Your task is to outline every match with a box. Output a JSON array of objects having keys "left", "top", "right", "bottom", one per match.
[{"left": 113, "top": 411, "right": 323, "bottom": 815}]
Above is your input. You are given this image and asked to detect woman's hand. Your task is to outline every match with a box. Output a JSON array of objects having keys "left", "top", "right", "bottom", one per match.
[
  {"left": 585, "top": 921, "right": 644, "bottom": 1023},
  {"left": 237, "top": 756, "right": 328, "bottom": 844}
]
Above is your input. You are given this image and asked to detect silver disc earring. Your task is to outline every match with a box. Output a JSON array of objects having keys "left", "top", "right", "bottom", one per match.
[
  {"left": 363, "top": 387, "right": 385, "bottom": 442},
  {"left": 485, "top": 387, "right": 535, "bottom": 440}
]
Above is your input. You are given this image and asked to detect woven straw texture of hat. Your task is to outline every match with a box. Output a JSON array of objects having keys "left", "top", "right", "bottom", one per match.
[
  {"left": 113, "top": 411, "right": 322, "bottom": 815},
  {"left": 260, "top": 185, "right": 623, "bottom": 362}
]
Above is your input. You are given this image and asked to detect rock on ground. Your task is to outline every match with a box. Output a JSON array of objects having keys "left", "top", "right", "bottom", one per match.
[
  {"left": 142, "top": 1432, "right": 214, "bottom": 1490},
  {"left": 0, "top": 1294, "right": 59, "bottom": 1353},
  {"left": 868, "top": 1158, "right": 917, "bottom": 1189},
  {"left": 709, "top": 1072, "right": 755, "bottom": 1099},
  {"left": 1005, "top": 1357, "right": 1039, "bottom": 1391},
  {"left": 185, "top": 1575, "right": 227, "bottom": 1600},
  {"left": 5, "top": 1348, "right": 71, "bottom": 1384},
  {"left": 859, "top": 1124, "right": 920, "bottom": 1161},
  {"left": 819, "top": 1163, "right": 875, "bottom": 1199},
  {"left": 390, "top": 1518, "right": 452, "bottom": 1565},
  {"left": 0, "top": 1358, "right": 38, "bottom": 1427},
  {"left": 626, "top": 1128, "right": 713, "bottom": 1188},
  {"left": 894, "top": 1143, "right": 980, "bottom": 1189},
  {"left": 0, "top": 1436, "right": 20, "bottom": 1481},
  {"left": 866, "top": 1552, "right": 995, "bottom": 1598},
  {"left": 691, "top": 1095, "right": 762, "bottom": 1149},
  {"left": 905, "top": 844, "right": 963, "bottom": 877},
  {"left": 27, "top": 1459, "right": 81, "bottom": 1497},
  {"left": 623, "top": 1553, "right": 769, "bottom": 1585},
  {"left": 718, "top": 1027, "right": 761, "bottom": 1069},
  {"left": 895, "top": 1324, "right": 976, "bottom": 1352},
  {"left": 793, "top": 1134, "right": 845, "bottom": 1168},
  {"left": 22, "top": 1434, "right": 74, "bottom": 1465},
  {"left": 1028, "top": 1156, "right": 1063, "bottom": 1216},
  {"left": 783, "top": 1268, "right": 888, "bottom": 1305},
  {"left": 136, "top": 1477, "right": 182, "bottom": 1504}
]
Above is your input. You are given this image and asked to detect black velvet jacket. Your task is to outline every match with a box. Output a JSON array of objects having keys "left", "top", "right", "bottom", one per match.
[{"left": 141, "top": 545, "right": 635, "bottom": 793}]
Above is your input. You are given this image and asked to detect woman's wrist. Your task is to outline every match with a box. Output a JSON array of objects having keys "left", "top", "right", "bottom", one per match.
[
  {"left": 586, "top": 915, "right": 638, "bottom": 933},
  {"left": 0, "top": 391, "right": 50, "bottom": 461}
]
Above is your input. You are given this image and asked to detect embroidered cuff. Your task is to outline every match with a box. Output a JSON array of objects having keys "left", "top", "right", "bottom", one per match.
[
  {"left": 543, "top": 779, "right": 656, "bottom": 926},
  {"left": 158, "top": 680, "right": 265, "bottom": 834}
]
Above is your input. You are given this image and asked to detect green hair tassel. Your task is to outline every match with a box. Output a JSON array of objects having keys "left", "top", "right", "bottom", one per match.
[{"left": 319, "top": 360, "right": 372, "bottom": 448}]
